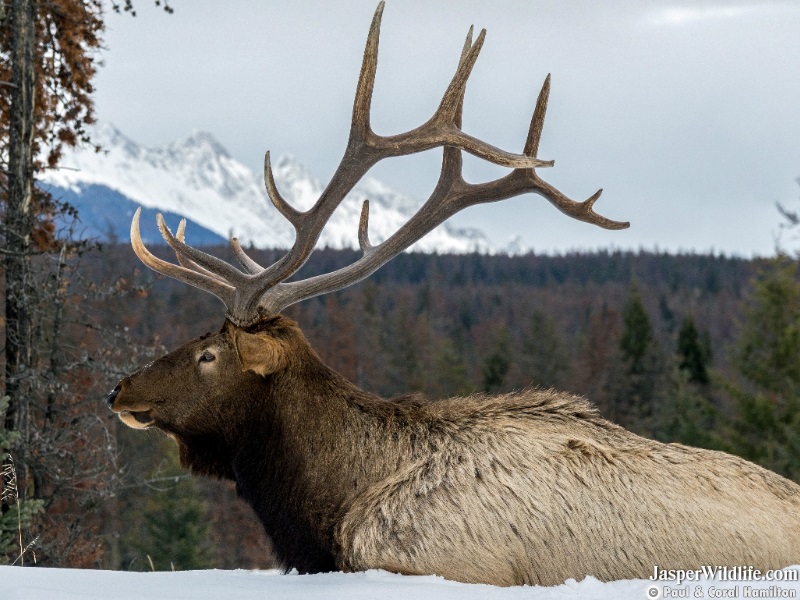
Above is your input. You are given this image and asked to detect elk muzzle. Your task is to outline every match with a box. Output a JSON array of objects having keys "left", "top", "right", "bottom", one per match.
[{"left": 107, "top": 379, "right": 156, "bottom": 430}]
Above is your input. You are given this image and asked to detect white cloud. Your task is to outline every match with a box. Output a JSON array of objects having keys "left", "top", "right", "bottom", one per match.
[{"left": 647, "top": 2, "right": 793, "bottom": 26}]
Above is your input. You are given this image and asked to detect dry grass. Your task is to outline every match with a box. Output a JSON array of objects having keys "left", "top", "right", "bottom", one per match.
[{"left": 1, "top": 454, "right": 39, "bottom": 566}]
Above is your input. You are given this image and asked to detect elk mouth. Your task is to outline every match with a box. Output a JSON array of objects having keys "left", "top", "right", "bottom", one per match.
[{"left": 118, "top": 410, "right": 155, "bottom": 430}]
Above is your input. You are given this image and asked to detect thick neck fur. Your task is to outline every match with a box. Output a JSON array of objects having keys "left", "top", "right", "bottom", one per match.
[{"left": 177, "top": 320, "right": 418, "bottom": 573}]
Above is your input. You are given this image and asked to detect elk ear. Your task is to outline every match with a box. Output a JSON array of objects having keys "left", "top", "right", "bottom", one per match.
[{"left": 233, "top": 330, "right": 288, "bottom": 377}]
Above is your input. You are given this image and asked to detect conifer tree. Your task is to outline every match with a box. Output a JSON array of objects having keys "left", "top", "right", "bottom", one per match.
[
  {"left": 728, "top": 259, "right": 800, "bottom": 480},
  {"left": 654, "top": 369, "right": 720, "bottom": 449},
  {"left": 620, "top": 285, "right": 653, "bottom": 375},
  {"left": 381, "top": 298, "right": 424, "bottom": 396},
  {"left": 514, "top": 310, "right": 571, "bottom": 390},
  {"left": 430, "top": 337, "right": 470, "bottom": 398},
  {"left": 676, "top": 316, "right": 711, "bottom": 385},
  {"left": 607, "top": 284, "right": 663, "bottom": 431},
  {"left": 122, "top": 441, "right": 214, "bottom": 571},
  {"left": 650, "top": 314, "right": 720, "bottom": 448},
  {"left": 482, "top": 326, "right": 513, "bottom": 393}
]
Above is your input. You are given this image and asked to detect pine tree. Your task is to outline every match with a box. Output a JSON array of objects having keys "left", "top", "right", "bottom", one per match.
[
  {"left": 381, "top": 299, "right": 424, "bottom": 396},
  {"left": 482, "top": 326, "right": 513, "bottom": 393},
  {"left": 676, "top": 316, "right": 711, "bottom": 385},
  {"left": 727, "top": 259, "right": 800, "bottom": 480},
  {"left": 654, "top": 369, "right": 720, "bottom": 449},
  {"left": 514, "top": 310, "right": 571, "bottom": 390},
  {"left": 649, "top": 314, "right": 720, "bottom": 448},
  {"left": 429, "top": 337, "right": 470, "bottom": 398},
  {"left": 607, "top": 284, "right": 663, "bottom": 432},
  {"left": 620, "top": 284, "right": 653, "bottom": 375},
  {"left": 122, "top": 441, "right": 214, "bottom": 571}
]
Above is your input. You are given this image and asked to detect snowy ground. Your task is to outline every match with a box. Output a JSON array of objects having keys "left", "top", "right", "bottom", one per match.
[{"left": 4, "top": 565, "right": 800, "bottom": 600}]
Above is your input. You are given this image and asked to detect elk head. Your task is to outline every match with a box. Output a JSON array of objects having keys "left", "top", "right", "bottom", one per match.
[
  {"left": 107, "top": 316, "right": 331, "bottom": 476},
  {"left": 108, "top": 320, "right": 292, "bottom": 430},
  {"left": 109, "top": 0, "right": 628, "bottom": 460}
]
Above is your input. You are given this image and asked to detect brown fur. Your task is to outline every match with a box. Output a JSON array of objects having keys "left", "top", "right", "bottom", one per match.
[{"left": 108, "top": 316, "right": 800, "bottom": 586}]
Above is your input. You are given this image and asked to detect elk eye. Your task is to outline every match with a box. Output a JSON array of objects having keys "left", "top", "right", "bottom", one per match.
[{"left": 199, "top": 350, "right": 216, "bottom": 363}]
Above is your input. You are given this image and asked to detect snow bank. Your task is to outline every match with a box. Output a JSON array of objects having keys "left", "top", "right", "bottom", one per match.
[{"left": 4, "top": 565, "right": 800, "bottom": 600}]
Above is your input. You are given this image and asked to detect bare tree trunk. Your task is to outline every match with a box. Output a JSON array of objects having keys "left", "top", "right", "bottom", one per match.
[
  {"left": 3, "top": 0, "right": 38, "bottom": 495},
  {"left": 44, "top": 244, "right": 68, "bottom": 429}
]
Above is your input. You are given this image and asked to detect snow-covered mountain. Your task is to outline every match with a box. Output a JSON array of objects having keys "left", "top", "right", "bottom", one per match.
[{"left": 41, "top": 123, "right": 495, "bottom": 254}]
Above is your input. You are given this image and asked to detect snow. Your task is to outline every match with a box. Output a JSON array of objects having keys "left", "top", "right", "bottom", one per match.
[
  {"left": 4, "top": 565, "right": 800, "bottom": 600},
  {"left": 41, "top": 123, "right": 497, "bottom": 254}
]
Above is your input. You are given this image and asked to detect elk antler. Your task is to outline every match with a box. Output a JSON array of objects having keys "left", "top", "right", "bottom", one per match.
[{"left": 131, "top": 2, "right": 629, "bottom": 327}]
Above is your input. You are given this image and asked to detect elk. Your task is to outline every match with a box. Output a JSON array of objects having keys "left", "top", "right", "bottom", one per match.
[{"left": 108, "top": 3, "right": 800, "bottom": 587}]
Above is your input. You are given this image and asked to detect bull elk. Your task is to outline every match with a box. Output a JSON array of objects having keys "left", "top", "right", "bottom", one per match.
[{"left": 108, "top": 3, "right": 800, "bottom": 586}]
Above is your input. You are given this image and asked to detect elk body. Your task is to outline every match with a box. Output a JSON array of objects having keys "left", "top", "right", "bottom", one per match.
[{"left": 108, "top": 3, "right": 800, "bottom": 587}]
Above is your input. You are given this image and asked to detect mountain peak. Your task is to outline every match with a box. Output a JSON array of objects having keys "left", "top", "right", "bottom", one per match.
[
  {"left": 92, "top": 121, "right": 141, "bottom": 159},
  {"left": 176, "top": 130, "right": 230, "bottom": 158}
]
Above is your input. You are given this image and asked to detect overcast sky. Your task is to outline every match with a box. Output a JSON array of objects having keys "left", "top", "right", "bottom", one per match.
[{"left": 93, "top": 1, "right": 800, "bottom": 256}]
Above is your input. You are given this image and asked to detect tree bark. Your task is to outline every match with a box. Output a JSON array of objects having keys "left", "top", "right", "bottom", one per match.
[{"left": 3, "top": 0, "right": 38, "bottom": 490}]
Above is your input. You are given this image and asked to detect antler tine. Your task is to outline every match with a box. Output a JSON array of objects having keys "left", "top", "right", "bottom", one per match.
[
  {"left": 230, "top": 237, "right": 264, "bottom": 274},
  {"left": 524, "top": 74, "right": 550, "bottom": 159},
  {"left": 264, "top": 151, "right": 302, "bottom": 227},
  {"left": 176, "top": 218, "right": 186, "bottom": 242},
  {"left": 437, "top": 27, "right": 484, "bottom": 125},
  {"left": 156, "top": 215, "right": 247, "bottom": 284},
  {"left": 169, "top": 219, "right": 231, "bottom": 284},
  {"left": 351, "top": 0, "right": 384, "bottom": 138},
  {"left": 454, "top": 26, "right": 474, "bottom": 126},
  {"left": 358, "top": 200, "right": 374, "bottom": 252},
  {"left": 461, "top": 26, "right": 474, "bottom": 64},
  {"left": 171, "top": 218, "right": 193, "bottom": 269},
  {"left": 130, "top": 208, "right": 235, "bottom": 304},
  {"left": 439, "top": 25, "right": 475, "bottom": 182},
  {"left": 525, "top": 179, "right": 629, "bottom": 230}
]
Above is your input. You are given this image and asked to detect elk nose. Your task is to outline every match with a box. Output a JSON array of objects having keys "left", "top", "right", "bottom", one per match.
[{"left": 107, "top": 383, "right": 121, "bottom": 407}]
